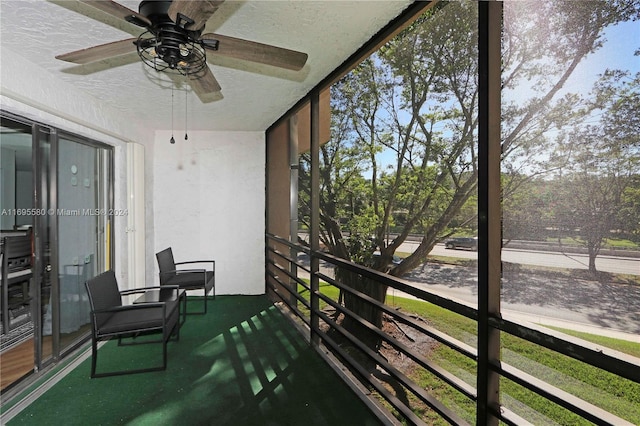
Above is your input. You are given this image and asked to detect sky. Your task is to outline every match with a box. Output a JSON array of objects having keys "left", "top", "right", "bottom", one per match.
[
  {"left": 368, "top": 12, "right": 640, "bottom": 175},
  {"left": 558, "top": 20, "right": 639, "bottom": 97}
]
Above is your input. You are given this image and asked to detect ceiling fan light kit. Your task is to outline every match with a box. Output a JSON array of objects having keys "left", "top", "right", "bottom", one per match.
[
  {"left": 136, "top": 30, "right": 209, "bottom": 76},
  {"left": 132, "top": 1, "right": 214, "bottom": 76},
  {"left": 55, "top": 0, "right": 309, "bottom": 101}
]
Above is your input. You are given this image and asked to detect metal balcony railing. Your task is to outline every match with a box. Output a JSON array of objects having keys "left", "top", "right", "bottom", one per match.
[{"left": 266, "top": 233, "right": 640, "bottom": 426}]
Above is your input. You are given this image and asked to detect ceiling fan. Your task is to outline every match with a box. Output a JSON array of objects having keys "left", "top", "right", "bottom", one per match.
[{"left": 55, "top": 0, "right": 309, "bottom": 101}]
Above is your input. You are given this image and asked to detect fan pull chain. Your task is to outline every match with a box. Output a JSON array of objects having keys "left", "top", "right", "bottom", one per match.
[
  {"left": 184, "top": 83, "right": 189, "bottom": 141},
  {"left": 170, "top": 85, "right": 175, "bottom": 144}
]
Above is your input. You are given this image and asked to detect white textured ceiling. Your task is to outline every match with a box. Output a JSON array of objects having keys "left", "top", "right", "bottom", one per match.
[{"left": 0, "top": 0, "right": 413, "bottom": 132}]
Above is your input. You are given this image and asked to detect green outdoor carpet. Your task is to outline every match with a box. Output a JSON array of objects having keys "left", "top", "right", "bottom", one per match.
[{"left": 8, "top": 295, "right": 383, "bottom": 426}]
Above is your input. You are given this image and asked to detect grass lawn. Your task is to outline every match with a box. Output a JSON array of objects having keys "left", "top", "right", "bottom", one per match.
[
  {"left": 544, "top": 325, "right": 640, "bottom": 358},
  {"left": 546, "top": 237, "right": 640, "bottom": 250},
  {"left": 388, "top": 296, "right": 640, "bottom": 425},
  {"left": 299, "top": 282, "right": 640, "bottom": 424}
]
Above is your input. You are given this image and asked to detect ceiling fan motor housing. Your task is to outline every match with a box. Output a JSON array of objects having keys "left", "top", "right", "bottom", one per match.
[
  {"left": 138, "top": 0, "right": 172, "bottom": 17},
  {"left": 138, "top": 0, "right": 203, "bottom": 70}
]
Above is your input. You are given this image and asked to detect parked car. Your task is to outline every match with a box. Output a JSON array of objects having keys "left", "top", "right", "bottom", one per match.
[
  {"left": 444, "top": 237, "right": 477, "bottom": 251},
  {"left": 373, "top": 251, "right": 402, "bottom": 267}
]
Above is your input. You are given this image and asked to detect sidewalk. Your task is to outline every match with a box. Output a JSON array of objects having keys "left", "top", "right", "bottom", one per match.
[
  {"left": 386, "top": 286, "right": 640, "bottom": 344},
  {"left": 501, "top": 308, "right": 640, "bottom": 343}
]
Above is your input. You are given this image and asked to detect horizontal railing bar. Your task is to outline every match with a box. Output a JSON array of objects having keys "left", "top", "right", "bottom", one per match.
[
  {"left": 315, "top": 250, "right": 478, "bottom": 321},
  {"left": 266, "top": 258, "right": 312, "bottom": 293},
  {"left": 267, "top": 246, "right": 312, "bottom": 274},
  {"left": 317, "top": 271, "right": 478, "bottom": 361},
  {"left": 495, "top": 361, "right": 635, "bottom": 426},
  {"left": 316, "top": 308, "right": 470, "bottom": 426},
  {"left": 489, "top": 316, "right": 640, "bottom": 383},
  {"left": 269, "top": 232, "right": 472, "bottom": 324},
  {"left": 267, "top": 233, "right": 640, "bottom": 425},
  {"left": 267, "top": 239, "right": 479, "bottom": 361},
  {"left": 315, "top": 289, "right": 478, "bottom": 401},
  {"left": 267, "top": 288, "right": 311, "bottom": 344},
  {"left": 265, "top": 269, "right": 311, "bottom": 313},
  {"left": 310, "top": 243, "right": 640, "bottom": 386},
  {"left": 267, "top": 233, "right": 310, "bottom": 255},
  {"left": 269, "top": 240, "right": 476, "bottom": 404},
  {"left": 318, "top": 326, "right": 431, "bottom": 426},
  {"left": 266, "top": 275, "right": 311, "bottom": 328},
  {"left": 269, "top": 233, "right": 475, "bottom": 324}
]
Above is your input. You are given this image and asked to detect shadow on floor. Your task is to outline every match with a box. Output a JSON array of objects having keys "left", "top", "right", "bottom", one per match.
[{"left": 7, "top": 295, "right": 383, "bottom": 426}]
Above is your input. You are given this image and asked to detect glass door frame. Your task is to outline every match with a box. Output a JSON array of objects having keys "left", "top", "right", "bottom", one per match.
[
  {"left": 0, "top": 110, "right": 114, "bottom": 375},
  {"left": 33, "top": 123, "right": 55, "bottom": 369},
  {"left": 53, "top": 130, "right": 113, "bottom": 357}
]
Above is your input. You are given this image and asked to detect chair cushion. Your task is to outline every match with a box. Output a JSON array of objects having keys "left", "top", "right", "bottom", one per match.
[
  {"left": 165, "top": 271, "right": 214, "bottom": 292},
  {"left": 97, "top": 297, "right": 180, "bottom": 337}
]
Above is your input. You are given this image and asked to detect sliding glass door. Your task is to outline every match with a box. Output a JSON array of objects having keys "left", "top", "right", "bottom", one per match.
[
  {"left": 1, "top": 112, "right": 113, "bottom": 392},
  {"left": 36, "top": 129, "right": 113, "bottom": 360},
  {"left": 55, "top": 134, "right": 111, "bottom": 354}
]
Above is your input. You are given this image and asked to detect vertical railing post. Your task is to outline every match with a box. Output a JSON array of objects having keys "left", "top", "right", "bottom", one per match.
[
  {"left": 289, "top": 115, "right": 299, "bottom": 308},
  {"left": 477, "top": 1, "right": 502, "bottom": 424},
  {"left": 310, "top": 91, "right": 321, "bottom": 346}
]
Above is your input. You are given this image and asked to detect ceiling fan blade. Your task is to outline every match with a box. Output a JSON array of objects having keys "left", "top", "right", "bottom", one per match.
[
  {"left": 79, "top": 0, "right": 151, "bottom": 27},
  {"left": 188, "top": 66, "right": 222, "bottom": 100},
  {"left": 56, "top": 38, "right": 138, "bottom": 64},
  {"left": 201, "top": 34, "right": 308, "bottom": 71},
  {"left": 168, "top": 0, "right": 224, "bottom": 32}
]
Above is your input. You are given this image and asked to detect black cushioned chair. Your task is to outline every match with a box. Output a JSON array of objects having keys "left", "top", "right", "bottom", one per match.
[
  {"left": 85, "top": 270, "right": 181, "bottom": 378},
  {"left": 156, "top": 247, "right": 215, "bottom": 314}
]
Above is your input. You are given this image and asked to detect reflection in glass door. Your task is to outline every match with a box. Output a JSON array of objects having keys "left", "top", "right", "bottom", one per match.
[
  {"left": 55, "top": 136, "right": 111, "bottom": 354},
  {"left": 0, "top": 116, "right": 35, "bottom": 391}
]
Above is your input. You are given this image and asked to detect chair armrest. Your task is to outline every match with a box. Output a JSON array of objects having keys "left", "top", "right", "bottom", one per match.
[
  {"left": 174, "top": 268, "right": 206, "bottom": 274},
  {"left": 175, "top": 260, "right": 215, "bottom": 271},
  {"left": 159, "top": 269, "right": 206, "bottom": 275},
  {"left": 92, "top": 303, "right": 165, "bottom": 314},
  {"left": 161, "top": 268, "right": 207, "bottom": 275},
  {"left": 120, "top": 285, "right": 179, "bottom": 296}
]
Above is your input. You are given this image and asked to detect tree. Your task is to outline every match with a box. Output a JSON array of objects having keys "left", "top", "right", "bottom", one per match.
[
  {"left": 619, "top": 176, "right": 640, "bottom": 241},
  {"left": 502, "top": 175, "right": 557, "bottom": 242},
  {"left": 552, "top": 71, "right": 640, "bottom": 273},
  {"left": 299, "top": 1, "right": 640, "bottom": 349}
]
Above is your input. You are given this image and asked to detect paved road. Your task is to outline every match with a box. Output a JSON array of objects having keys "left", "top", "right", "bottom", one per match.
[
  {"left": 398, "top": 242, "right": 639, "bottom": 275},
  {"left": 298, "top": 242, "right": 640, "bottom": 341},
  {"left": 394, "top": 242, "right": 639, "bottom": 340},
  {"left": 398, "top": 262, "right": 640, "bottom": 341}
]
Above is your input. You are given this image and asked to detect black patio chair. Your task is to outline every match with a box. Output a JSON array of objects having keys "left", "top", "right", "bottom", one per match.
[
  {"left": 85, "top": 270, "right": 181, "bottom": 378},
  {"left": 156, "top": 247, "right": 215, "bottom": 314}
]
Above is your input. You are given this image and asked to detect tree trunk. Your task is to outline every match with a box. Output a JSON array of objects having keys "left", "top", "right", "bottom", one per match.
[
  {"left": 588, "top": 246, "right": 598, "bottom": 274},
  {"left": 587, "top": 239, "right": 601, "bottom": 275},
  {"left": 336, "top": 268, "right": 387, "bottom": 352},
  {"left": 588, "top": 255, "right": 597, "bottom": 274}
]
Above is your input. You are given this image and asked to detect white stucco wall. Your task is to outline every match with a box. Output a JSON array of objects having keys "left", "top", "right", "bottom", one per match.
[
  {"left": 152, "top": 130, "right": 265, "bottom": 295},
  {"left": 2, "top": 47, "right": 267, "bottom": 295},
  {"left": 0, "top": 48, "right": 144, "bottom": 288}
]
